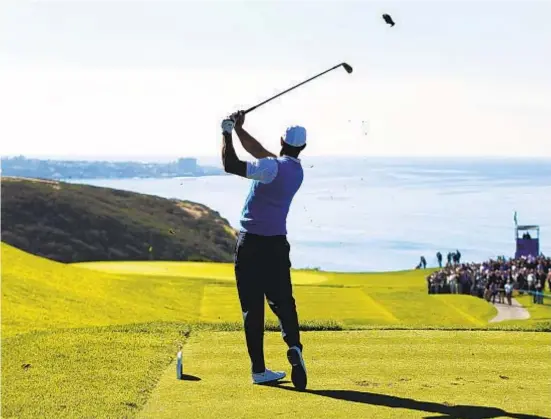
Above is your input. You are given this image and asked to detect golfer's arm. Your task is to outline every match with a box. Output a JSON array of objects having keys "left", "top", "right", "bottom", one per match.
[
  {"left": 235, "top": 127, "right": 276, "bottom": 159},
  {"left": 221, "top": 133, "right": 247, "bottom": 178}
]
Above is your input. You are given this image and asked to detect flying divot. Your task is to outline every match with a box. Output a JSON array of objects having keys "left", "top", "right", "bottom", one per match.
[{"left": 382, "top": 13, "right": 395, "bottom": 27}]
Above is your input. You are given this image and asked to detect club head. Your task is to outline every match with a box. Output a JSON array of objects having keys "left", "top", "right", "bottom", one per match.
[
  {"left": 341, "top": 62, "right": 353, "bottom": 74},
  {"left": 343, "top": 64, "right": 353, "bottom": 74}
]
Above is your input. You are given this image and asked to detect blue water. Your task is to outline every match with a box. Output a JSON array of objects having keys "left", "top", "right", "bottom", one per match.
[{"left": 69, "top": 157, "right": 551, "bottom": 272}]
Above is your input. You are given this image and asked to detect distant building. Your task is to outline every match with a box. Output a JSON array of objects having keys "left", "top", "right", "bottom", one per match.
[
  {"left": 177, "top": 158, "right": 197, "bottom": 174},
  {"left": 0, "top": 155, "right": 222, "bottom": 179}
]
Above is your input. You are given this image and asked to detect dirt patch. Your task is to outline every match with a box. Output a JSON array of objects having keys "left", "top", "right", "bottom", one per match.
[
  {"left": 177, "top": 202, "right": 209, "bottom": 219},
  {"left": 354, "top": 380, "right": 380, "bottom": 387},
  {"left": 2, "top": 176, "right": 61, "bottom": 189},
  {"left": 222, "top": 225, "right": 237, "bottom": 238}
]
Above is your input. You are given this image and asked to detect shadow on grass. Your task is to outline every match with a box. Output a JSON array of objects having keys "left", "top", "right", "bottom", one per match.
[
  {"left": 275, "top": 385, "right": 549, "bottom": 419},
  {"left": 259, "top": 379, "right": 292, "bottom": 387},
  {"left": 181, "top": 374, "right": 201, "bottom": 381}
]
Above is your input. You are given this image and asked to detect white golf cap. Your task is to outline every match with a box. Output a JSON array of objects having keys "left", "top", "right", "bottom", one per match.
[{"left": 282, "top": 126, "right": 307, "bottom": 147}]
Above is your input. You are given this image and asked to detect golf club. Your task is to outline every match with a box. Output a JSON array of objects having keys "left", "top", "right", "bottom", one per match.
[{"left": 243, "top": 62, "right": 353, "bottom": 115}]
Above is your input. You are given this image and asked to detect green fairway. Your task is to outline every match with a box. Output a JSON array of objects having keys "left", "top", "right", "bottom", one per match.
[
  {"left": 76, "top": 260, "right": 330, "bottom": 284},
  {"left": 139, "top": 330, "right": 551, "bottom": 419}
]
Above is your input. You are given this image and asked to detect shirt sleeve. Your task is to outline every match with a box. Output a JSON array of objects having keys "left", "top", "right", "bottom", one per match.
[{"left": 246, "top": 158, "right": 278, "bottom": 184}]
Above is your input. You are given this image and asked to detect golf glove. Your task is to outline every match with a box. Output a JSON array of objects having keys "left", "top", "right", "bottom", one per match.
[{"left": 221, "top": 117, "right": 235, "bottom": 135}]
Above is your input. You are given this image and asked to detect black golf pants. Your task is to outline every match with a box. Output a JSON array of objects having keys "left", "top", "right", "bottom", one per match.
[{"left": 234, "top": 232, "right": 302, "bottom": 374}]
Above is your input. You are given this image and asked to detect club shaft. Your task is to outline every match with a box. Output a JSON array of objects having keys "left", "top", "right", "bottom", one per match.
[{"left": 244, "top": 63, "right": 343, "bottom": 114}]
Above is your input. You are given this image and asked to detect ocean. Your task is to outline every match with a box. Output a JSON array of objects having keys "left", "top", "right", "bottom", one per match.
[{"left": 69, "top": 157, "right": 551, "bottom": 272}]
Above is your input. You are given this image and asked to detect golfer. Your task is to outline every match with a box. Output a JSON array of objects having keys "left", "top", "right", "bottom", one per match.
[{"left": 220, "top": 111, "right": 307, "bottom": 390}]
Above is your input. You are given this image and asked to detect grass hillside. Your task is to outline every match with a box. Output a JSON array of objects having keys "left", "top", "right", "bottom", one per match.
[
  {"left": 1, "top": 176, "right": 236, "bottom": 263},
  {"left": 2, "top": 243, "right": 551, "bottom": 418},
  {"left": 1, "top": 243, "right": 204, "bottom": 337}
]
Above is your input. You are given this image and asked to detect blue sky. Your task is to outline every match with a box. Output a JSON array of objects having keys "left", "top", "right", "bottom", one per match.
[{"left": 1, "top": 0, "right": 550, "bottom": 159}]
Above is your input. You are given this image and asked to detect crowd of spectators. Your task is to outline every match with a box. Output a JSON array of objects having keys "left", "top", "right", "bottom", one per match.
[{"left": 426, "top": 255, "right": 551, "bottom": 305}]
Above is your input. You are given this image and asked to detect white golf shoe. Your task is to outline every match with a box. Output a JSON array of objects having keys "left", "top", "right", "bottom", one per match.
[{"left": 252, "top": 369, "right": 286, "bottom": 385}]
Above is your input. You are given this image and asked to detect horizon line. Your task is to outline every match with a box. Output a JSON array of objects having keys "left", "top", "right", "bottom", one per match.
[{"left": 3, "top": 154, "right": 551, "bottom": 162}]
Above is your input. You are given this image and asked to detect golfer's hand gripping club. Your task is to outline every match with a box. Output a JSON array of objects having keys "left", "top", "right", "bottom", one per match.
[
  {"left": 229, "top": 111, "right": 245, "bottom": 130},
  {"left": 221, "top": 117, "right": 236, "bottom": 135}
]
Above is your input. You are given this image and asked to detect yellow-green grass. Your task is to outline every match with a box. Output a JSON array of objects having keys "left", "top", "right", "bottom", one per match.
[
  {"left": 2, "top": 243, "right": 551, "bottom": 418},
  {"left": 5, "top": 243, "right": 551, "bottom": 337},
  {"left": 139, "top": 330, "right": 551, "bottom": 419},
  {"left": 1, "top": 323, "right": 186, "bottom": 419}
]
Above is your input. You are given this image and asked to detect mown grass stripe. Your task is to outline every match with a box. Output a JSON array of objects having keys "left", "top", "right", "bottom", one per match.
[
  {"left": 435, "top": 296, "right": 485, "bottom": 326},
  {"left": 361, "top": 288, "right": 400, "bottom": 323}
]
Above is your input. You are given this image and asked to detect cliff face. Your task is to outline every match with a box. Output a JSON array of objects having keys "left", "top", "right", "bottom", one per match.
[{"left": 1, "top": 177, "right": 237, "bottom": 263}]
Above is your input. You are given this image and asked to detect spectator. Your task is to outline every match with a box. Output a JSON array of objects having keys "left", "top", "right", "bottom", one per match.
[
  {"left": 484, "top": 284, "right": 491, "bottom": 302},
  {"left": 420, "top": 256, "right": 427, "bottom": 269},
  {"left": 498, "top": 277, "right": 505, "bottom": 304},
  {"left": 456, "top": 249, "right": 462, "bottom": 264},
  {"left": 517, "top": 270, "right": 526, "bottom": 295},
  {"left": 538, "top": 271, "right": 547, "bottom": 292},
  {"left": 457, "top": 269, "right": 464, "bottom": 294},
  {"left": 452, "top": 252, "right": 458, "bottom": 265},
  {"left": 504, "top": 280, "right": 513, "bottom": 305},
  {"left": 470, "top": 276, "right": 477, "bottom": 296},
  {"left": 464, "top": 272, "right": 472, "bottom": 296},
  {"left": 437, "top": 251, "right": 443, "bottom": 268},
  {"left": 447, "top": 252, "right": 452, "bottom": 266},
  {"left": 535, "top": 280, "right": 543, "bottom": 304},
  {"left": 527, "top": 270, "right": 535, "bottom": 293},
  {"left": 447, "top": 272, "right": 454, "bottom": 294},
  {"left": 490, "top": 281, "right": 498, "bottom": 304}
]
